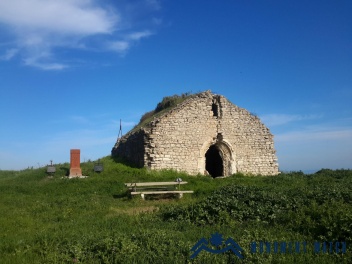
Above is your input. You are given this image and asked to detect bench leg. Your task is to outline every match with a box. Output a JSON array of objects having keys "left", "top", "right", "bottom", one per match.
[
  {"left": 141, "top": 193, "right": 145, "bottom": 200},
  {"left": 178, "top": 193, "right": 183, "bottom": 199}
]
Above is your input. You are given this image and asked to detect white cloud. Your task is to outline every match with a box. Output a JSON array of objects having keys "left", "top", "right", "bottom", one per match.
[
  {"left": 0, "top": 0, "right": 160, "bottom": 70},
  {"left": 107, "top": 30, "right": 153, "bottom": 55},
  {"left": 275, "top": 126, "right": 352, "bottom": 171},
  {"left": 0, "top": 0, "right": 117, "bottom": 69},
  {"left": 0, "top": 48, "right": 18, "bottom": 60},
  {"left": 24, "top": 57, "right": 68, "bottom": 70},
  {"left": 107, "top": 41, "right": 130, "bottom": 54},
  {"left": 270, "top": 116, "right": 352, "bottom": 171},
  {"left": 275, "top": 127, "right": 352, "bottom": 142},
  {"left": 0, "top": 0, "right": 117, "bottom": 35},
  {"left": 127, "top": 30, "right": 153, "bottom": 40},
  {"left": 260, "top": 113, "right": 322, "bottom": 127},
  {"left": 21, "top": 47, "right": 69, "bottom": 70}
]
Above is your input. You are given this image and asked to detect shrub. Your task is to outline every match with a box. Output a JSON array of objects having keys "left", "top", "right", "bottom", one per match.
[
  {"left": 154, "top": 92, "right": 191, "bottom": 113},
  {"left": 139, "top": 110, "right": 155, "bottom": 123}
]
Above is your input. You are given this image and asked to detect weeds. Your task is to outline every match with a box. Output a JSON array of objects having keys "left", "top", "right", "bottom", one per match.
[{"left": 0, "top": 160, "right": 351, "bottom": 263}]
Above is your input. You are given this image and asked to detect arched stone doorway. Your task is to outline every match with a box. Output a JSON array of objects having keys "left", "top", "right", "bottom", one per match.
[
  {"left": 202, "top": 140, "right": 236, "bottom": 177},
  {"left": 205, "top": 145, "right": 223, "bottom": 177},
  {"left": 198, "top": 138, "right": 236, "bottom": 177}
]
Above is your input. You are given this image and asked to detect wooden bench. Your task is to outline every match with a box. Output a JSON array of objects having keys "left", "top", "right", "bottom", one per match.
[{"left": 125, "top": 181, "right": 194, "bottom": 199}]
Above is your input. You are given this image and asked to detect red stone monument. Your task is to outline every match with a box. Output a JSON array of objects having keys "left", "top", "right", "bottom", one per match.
[{"left": 69, "top": 149, "right": 82, "bottom": 177}]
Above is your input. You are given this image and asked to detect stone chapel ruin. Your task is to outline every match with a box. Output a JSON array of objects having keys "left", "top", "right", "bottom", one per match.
[{"left": 111, "top": 91, "right": 279, "bottom": 176}]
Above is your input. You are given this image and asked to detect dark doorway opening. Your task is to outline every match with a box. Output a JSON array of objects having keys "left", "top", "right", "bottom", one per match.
[{"left": 205, "top": 145, "right": 223, "bottom": 177}]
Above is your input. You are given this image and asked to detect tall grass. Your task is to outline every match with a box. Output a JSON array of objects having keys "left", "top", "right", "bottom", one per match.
[{"left": 1, "top": 158, "right": 351, "bottom": 263}]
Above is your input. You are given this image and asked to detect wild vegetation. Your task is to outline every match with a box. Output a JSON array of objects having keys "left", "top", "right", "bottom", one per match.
[
  {"left": 132, "top": 92, "right": 193, "bottom": 133},
  {"left": 0, "top": 158, "right": 351, "bottom": 263}
]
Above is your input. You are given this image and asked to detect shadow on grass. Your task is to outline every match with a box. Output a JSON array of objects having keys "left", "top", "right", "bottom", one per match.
[
  {"left": 144, "top": 193, "right": 180, "bottom": 200},
  {"left": 112, "top": 192, "right": 130, "bottom": 199},
  {"left": 111, "top": 155, "right": 142, "bottom": 169}
]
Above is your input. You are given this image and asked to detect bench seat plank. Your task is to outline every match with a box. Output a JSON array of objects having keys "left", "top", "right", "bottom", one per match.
[
  {"left": 125, "top": 181, "right": 193, "bottom": 199},
  {"left": 131, "top": 190, "right": 194, "bottom": 199},
  {"left": 130, "top": 190, "right": 194, "bottom": 195},
  {"left": 125, "top": 182, "right": 188, "bottom": 187}
]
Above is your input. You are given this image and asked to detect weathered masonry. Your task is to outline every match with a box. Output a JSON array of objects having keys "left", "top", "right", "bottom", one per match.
[{"left": 112, "top": 91, "right": 279, "bottom": 176}]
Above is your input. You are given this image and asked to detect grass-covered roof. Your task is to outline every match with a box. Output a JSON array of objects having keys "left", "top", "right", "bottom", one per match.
[{"left": 129, "top": 92, "right": 194, "bottom": 134}]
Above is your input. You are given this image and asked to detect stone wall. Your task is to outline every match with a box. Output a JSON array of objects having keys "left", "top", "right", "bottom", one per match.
[
  {"left": 112, "top": 129, "right": 146, "bottom": 167},
  {"left": 112, "top": 91, "right": 279, "bottom": 176}
]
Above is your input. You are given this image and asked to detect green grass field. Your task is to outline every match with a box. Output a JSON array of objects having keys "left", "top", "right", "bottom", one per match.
[{"left": 1, "top": 157, "right": 351, "bottom": 263}]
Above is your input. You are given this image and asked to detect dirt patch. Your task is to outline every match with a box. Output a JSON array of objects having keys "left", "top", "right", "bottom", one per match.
[{"left": 109, "top": 206, "right": 159, "bottom": 216}]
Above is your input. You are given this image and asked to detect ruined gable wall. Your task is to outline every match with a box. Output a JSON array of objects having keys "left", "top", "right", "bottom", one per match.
[
  {"left": 112, "top": 130, "right": 146, "bottom": 167},
  {"left": 217, "top": 96, "right": 279, "bottom": 175},
  {"left": 112, "top": 91, "right": 279, "bottom": 175},
  {"left": 144, "top": 92, "right": 218, "bottom": 174}
]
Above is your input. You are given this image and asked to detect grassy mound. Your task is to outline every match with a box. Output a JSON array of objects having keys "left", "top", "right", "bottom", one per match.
[
  {"left": 130, "top": 92, "right": 193, "bottom": 134},
  {"left": 1, "top": 160, "right": 351, "bottom": 263}
]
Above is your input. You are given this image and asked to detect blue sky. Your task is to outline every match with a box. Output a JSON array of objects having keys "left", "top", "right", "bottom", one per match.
[{"left": 0, "top": 0, "right": 351, "bottom": 172}]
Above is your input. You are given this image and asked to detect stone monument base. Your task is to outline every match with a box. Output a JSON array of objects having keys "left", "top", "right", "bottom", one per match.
[
  {"left": 68, "top": 175, "right": 88, "bottom": 179},
  {"left": 69, "top": 168, "right": 82, "bottom": 177}
]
